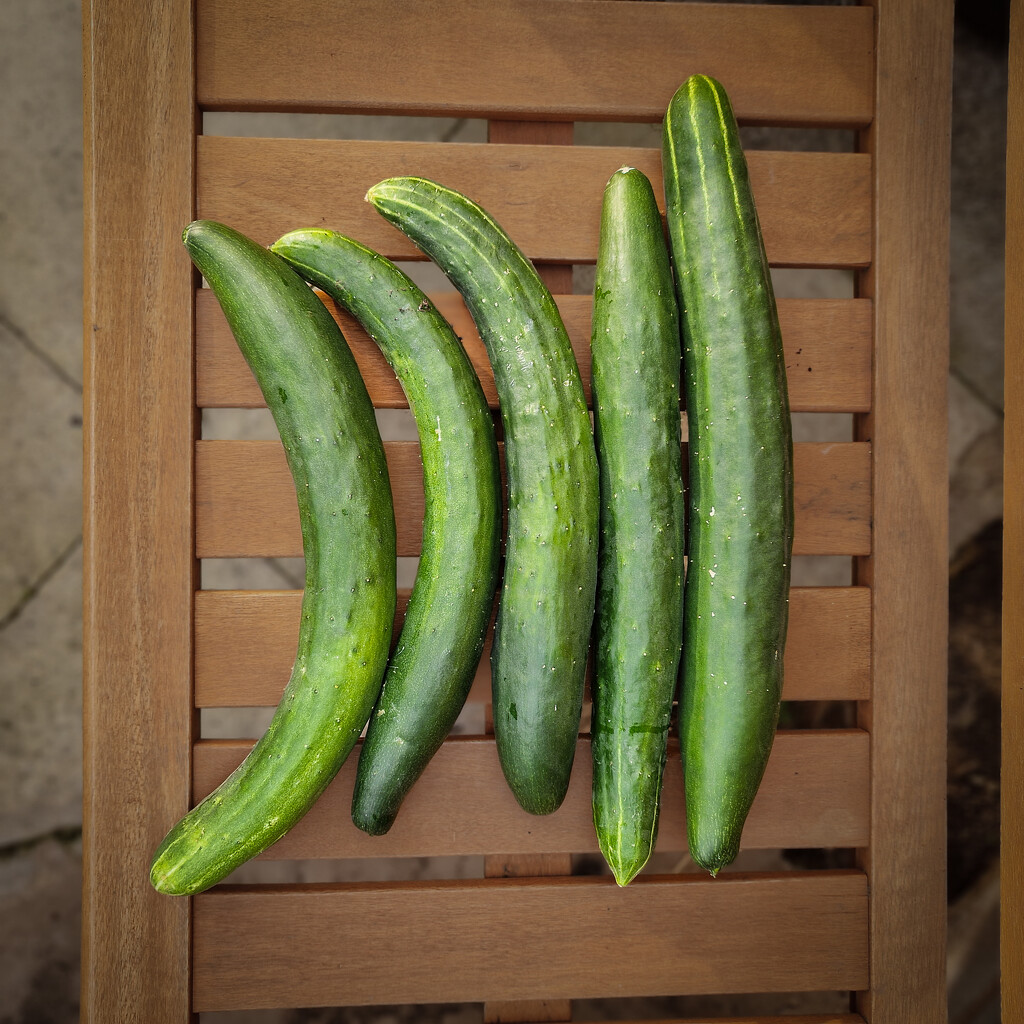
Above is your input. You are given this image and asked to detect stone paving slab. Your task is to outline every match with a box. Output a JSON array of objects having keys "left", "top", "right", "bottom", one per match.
[
  {"left": 0, "top": 318, "right": 82, "bottom": 623},
  {"left": 0, "top": 0, "right": 84, "bottom": 386},
  {"left": 950, "top": 25, "right": 1008, "bottom": 414},
  {"left": 0, "top": 544, "right": 82, "bottom": 848},
  {"left": 951, "top": 421, "right": 1003, "bottom": 558},
  {"left": 0, "top": 835, "right": 81, "bottom": 1023},
  {"left": 950, "top": 371, "right": 1004, "bottom": 557},
  {"left": 203, "top": 111, "right": 486, "bottom": 145}
]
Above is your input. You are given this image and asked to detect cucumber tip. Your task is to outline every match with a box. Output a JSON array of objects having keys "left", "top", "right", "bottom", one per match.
[{"left": 610, "top": 862, "right": 644, "bottom": 887}]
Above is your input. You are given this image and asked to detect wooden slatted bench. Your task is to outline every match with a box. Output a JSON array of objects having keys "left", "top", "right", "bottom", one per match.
[{"left": 82, "top": 1, "right": 953, "bottom": 1020}]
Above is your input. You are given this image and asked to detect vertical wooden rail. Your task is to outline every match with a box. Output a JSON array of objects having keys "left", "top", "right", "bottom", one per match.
[
  {"left": 481, "top": 117, "right": 575, "bottom": 1024},
  {"left": 81, "top": 0, "right": 197, "bottom": 1020},
  {"left": 854, "top": 0, "right": 953, "bottom": 1020},
  {"left": 1003, "top": 0, "right": 1024, "bottom": 1017}
]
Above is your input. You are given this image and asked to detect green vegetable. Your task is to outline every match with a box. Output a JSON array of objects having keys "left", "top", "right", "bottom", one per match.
[
  {"left": 367, "top": 177, "right": 599, "bottom": 815},
  {"left": 271, "top": 228, "right": 502, "bottom": 835},
  {"left": 150, "top": 220, "right": 396, "bottom": 894},
  {"left": 590, "top": 167, "right": 685, "bottom": 885},
  {"left": 662, "top": 75, "right": 795, "bottom": 874}
]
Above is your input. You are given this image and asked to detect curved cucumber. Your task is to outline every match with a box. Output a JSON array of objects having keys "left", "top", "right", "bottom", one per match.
[
  {"left": 367, "top": 177, "right": 599, "bottom": 815},
  {"left": 662, "top": 76, "right": 795, "bottom": 874},
  {"left": 590, "top": 167, "right": 685, "bottom": 886},
  {"left": 271, "top": 229, "right": 502, "bottom": 835},
  {"left": 150, "top": 220, "right": 396, "bottom": 895}
]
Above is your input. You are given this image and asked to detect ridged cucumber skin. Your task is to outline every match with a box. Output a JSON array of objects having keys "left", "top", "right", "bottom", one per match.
[
  {"left": 662, "top": 76, "right": 794, "bottom": 874},
  {"left": 271, "top": 229, "right": 502, "bottom": 835},
  {"left": 590, "top": 167, "right": 686, "bottom": 886},
  {"left": 149, "top": 221, "right": 396, "bottom": 895},
  {"left": 367, "top": 177, "right": 599, "bottom": 816}
]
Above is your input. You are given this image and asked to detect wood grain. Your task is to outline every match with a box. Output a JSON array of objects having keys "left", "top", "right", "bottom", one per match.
[
  {"left": 194, "top": 586, "right": 870, "bottom": 708},
  {"left": 191, "top": 872, "right": 869, "bottom": 1011},
  {"left": 196, "top": 290, "right": 873, "bottom": 414},
  {"left": 81, "top": 1, "right": 195, "bottom": 1021},
  {"left": 854, "top": 0, "right": 954, "bottom": 1021},
  {"left": 1004, "top": 0, "right": 1024, "bottom": 1018},
  {"left": 194, "top": 439, "right": 871, "bottom": 558},
  {"left": 192, "top": 731, "right": 869, "bottom": 859},
  {"left": 196, "top": 0, "right": 874, "bottom": 126},
  {"left": 196, "top": 137, "right": 872, "bottom": 268}
]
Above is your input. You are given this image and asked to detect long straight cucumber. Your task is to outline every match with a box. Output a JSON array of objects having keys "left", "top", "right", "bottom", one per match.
[
  {"left": 271, "top": 229, "right": 502, "bottom": 835},
  {"left": 367, "top": 177, "right": 599, "bottom": 815},
  {"left": 662, "top": 76, "right": 794, "bottom": 874},
  {"left": 149, "top": 221, "right": 396, "bottom": 894},
  {"left": 590, "top": 167, "right": 686, "bottom": 885}
]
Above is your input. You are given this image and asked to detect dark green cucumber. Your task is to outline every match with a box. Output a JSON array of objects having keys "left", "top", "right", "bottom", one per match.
[
  {"left": 271, "top": 228, "right": 502, "bottom": 835},
  {"left": 367, "top": 177, "right": 599, "bottom": 815},
  {"left": 149, "top": 220, "right": 396, "bottom": 895},
  {"left": 663, "top": 75, "right": 795, "bottom": 874},
  {"left": 590, "top": 167, "right": 685, "bottom": 886}
]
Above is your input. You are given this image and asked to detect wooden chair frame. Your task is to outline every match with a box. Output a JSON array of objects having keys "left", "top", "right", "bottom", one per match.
[{"left": 82, "top": 1, "right": 953, "bottom": 1020}]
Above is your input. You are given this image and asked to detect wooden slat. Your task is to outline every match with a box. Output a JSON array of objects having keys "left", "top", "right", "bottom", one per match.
[
  {"left": 194, "top": 439, "right": 871, "bottom": 559},
  {"left": 191, "top": 871, "right": 869, "bottom": 1011},
  {"left": 193, "top": 730, "right": 869, "bottom": 859},
  {"left": 196, "top": 0, "right": 873, "bottom": 127},
  {"left": 196, "top": 138, "right": 872, "bottom": 268},
  {"left": 196, "top": 290, "right": 873, "bottom": 414},
  {"left": 1005, "top": 0, "right": 1024, "bottom": 1016},
  {"left": 81, "top": 2, "right": 195, "bottom": 1023},
  {"left": 853, "top": 1, "right": 953, "bottom": 1021},
  {"left": 195, "top": 586, "right": 869, "bottom": 708}
]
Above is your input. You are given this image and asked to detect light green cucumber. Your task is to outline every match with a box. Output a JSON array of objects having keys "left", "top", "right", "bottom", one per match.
[
  {"left": 271, "top": 229, "right": 502, "bottom": 835},
  {"left": 366, "top": 177, "right": 599, "bottom": 815},
  {"left": 663, "top": 75, "right": 795, "bottom": 874},
  {"left": 149, "top": 220, "right": 396, "bottom": 895},
  {"left": 590, "top": 167, "right": 685, "bottom": 886}
]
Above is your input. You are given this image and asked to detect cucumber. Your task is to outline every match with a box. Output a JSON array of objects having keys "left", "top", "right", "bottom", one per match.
[
  {"left": 662, "top": 75, "right": 794, "bottom": 874},
  {"left": 366, "top": 177, "right": 599, "bottom": 815},
  {"left": 149, "top": 220, "right": 396, "bottom": 895},
  {"left": 271, "top": 229, "right": 502, "bottom": 835},
  {"left": 590, "top": 167, "right": 685, "bottom": 886}
]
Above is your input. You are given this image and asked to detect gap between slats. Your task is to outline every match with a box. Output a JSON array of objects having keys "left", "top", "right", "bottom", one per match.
[
  {"left": 195, "top": 138, "right": 871, "bottom": 268},
  {"left": 567, "top": 1018, "right": 866, "bottom": 1024},
  {"left": 191, "top": 871, "right": 869, "bottom": 1012},
  {"left": 194, "top": 586, "right": 869, "bottom": 708},
  {"left": 195, "top": 0, "right": 873, "bottom": 127},
  {"left": 194, "top": 440, "right": 871, "bottom": 559},
  {"left": 192, "top": 730, "right": 868, "bottom": 859},
  {"left": 196, "top": 290, "right": 873, "bottom": 414}
]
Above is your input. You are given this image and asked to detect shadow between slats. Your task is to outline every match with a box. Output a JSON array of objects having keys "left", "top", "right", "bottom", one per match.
[
  {"left": 191, "top": 871, "right": 869, "bottom": 1012},
  {"left": 198, "top": 1010, "right": 864, "bottom": 1024},
  {"left": 192, "top": 730, "right": 868, "bottom": 859},
  {"left": 197, "top": 1008, "right": 864, "bottom": 1024}
]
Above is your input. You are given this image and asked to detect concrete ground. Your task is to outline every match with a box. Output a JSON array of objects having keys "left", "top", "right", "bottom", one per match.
[{"left": 0, "top": 1, "right": 1007, "bottom": 1021}]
